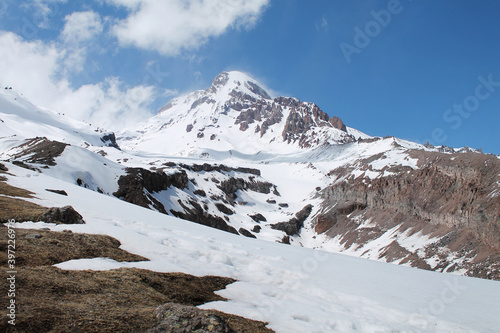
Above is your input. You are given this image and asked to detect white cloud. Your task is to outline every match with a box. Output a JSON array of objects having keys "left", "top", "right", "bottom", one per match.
[
  {"left": 22, "top": 0, "right": 68, "bottom": 28},
  {"left": 0, "top": 31, "right": 160, "bottom": 131},
  {"left": 108, "top": 0, "right": 270, "bottom": 56},
  {"left": 61, "top": 11, "right": 103, "bottom": 44}
]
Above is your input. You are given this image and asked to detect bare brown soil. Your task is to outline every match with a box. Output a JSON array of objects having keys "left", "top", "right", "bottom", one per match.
[
  {"left": 0, "top": 226, "right": 273, "bottom": 332},
  {"left": 0, "top": 176, "right": 272, "bottom": 332}
]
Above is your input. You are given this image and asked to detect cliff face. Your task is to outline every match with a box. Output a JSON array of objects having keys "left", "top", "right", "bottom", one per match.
[{"left": 314, "top": 150, "right": 500, "bottom": 279}]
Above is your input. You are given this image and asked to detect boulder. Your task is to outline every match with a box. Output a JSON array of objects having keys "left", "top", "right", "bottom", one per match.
[
  {"left": 42, "top": 206, "right": 85, "bottom": 224},
  {"left": 148, "top": 303, "right": 233, "bottom": 333}
]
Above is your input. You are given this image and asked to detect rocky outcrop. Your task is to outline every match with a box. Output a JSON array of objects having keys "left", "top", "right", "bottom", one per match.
[
  {"left": 219, "top": 178, "right": 275, "bottom": 203},
  {"left": 280, "top": 99, "right": 351, "bottom": 147},
  {"left": 100, "top": 133, "right": 120, "bottom": 149},
  {"left": 179, "top": 163, "right": 261, "bottom": 176},
  {"left": 171, "top": 200, "right": 238, "bottom": 235},
  {"left": 315, "top": 151, "right": 500, "bottom": 279},
  {"left": 239, "top": 228, "right": 257, "bottom": 238},
  {"left": 42, "top": 206, "right": 85, "bottom": 224},
  {"left": 148, "top": 303, "right": 233, "bottom": 333},
  {"left": 11, "top": 137, "right": 68, "bottom": 166},
  {"left": 113, "top": 168, "right": 189, "bottom": 213},
  {"left": 271, "top": 204, "right": 313, "bottom": 236}
]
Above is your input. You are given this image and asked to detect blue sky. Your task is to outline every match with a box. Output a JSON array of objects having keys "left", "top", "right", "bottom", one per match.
[{"left": 0, "top": 0, "right": 499, "bottom": 154}]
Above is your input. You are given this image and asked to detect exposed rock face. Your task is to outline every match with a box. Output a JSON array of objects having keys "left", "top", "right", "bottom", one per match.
[
  {"left": 11, "top": 137, "right": 68, "bottom": 166},
  {"left": 170, "top": 200, "right": 238, "bottom": 235},
  {"left": 219, "top": 177, "right": 275, "bottom": 203},
  {"left": 152, "top": 71, "right": 352, "bottom": 151},
  {"left": 179, "top": 163, "right": 261, "bottom": 176},
  {"left": 113, "top": 168, "right": 189, "bottom": 213},
  {"left": 271, "top": 204, "right": 313, "bottom": 236},
  {"left": 239, "top": 228, "right": 257, "bottom": 238},
  {"left": 315, "top": 151, "right": 500, "bottom": 279},
  {"left": 281, "top": 99, "right": 351, "bottom": 147},
  {"left": 100, "top": 133, "right": 120, "bottom": 149},
  {"left": 42, "top": 206, "right": 85, "bottom": 224},
  {"left": 148, "top": 303, "right": 233, "bottom": 333}
]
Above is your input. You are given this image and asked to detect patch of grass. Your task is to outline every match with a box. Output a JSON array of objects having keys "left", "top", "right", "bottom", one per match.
[
  {"left": 0, "top": 197, "right": 46, "bottom": 223},
  {"left": 0, "top": 227, "right": 148, "bottom": 266},
  {"left": 0, "top": 226, "right": 273, "bottom": 332},
  {"left": 0, "top": 176, "right": 36, "bottom": 198}
]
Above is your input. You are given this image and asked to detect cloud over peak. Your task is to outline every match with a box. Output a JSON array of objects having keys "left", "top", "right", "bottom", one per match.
[{"left": 109, "top": 0, "right": 270, "bottom": 56}]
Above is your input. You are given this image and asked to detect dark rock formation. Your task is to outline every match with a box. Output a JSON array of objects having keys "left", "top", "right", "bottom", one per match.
[
  {"left": 238, "top": 228, "right": 257, "bottom": 239},
  {"left": 113, "top": 168, "right": 189, "bottom": 213},
  {"left": 271, "top": 205, "right": 313, "bottom": 236},
  {"left": 148, "top": 303, "right": 233, "bottom": 333},
  {"left": 0, "top": 163, "right": 7, "bottom": 172},
  {"left": 316, "top": 150, "right": 500, "bottom": 279},
  {"left": 249, "top": 213, "right": 267, "bottom": 223},
  {"left": 171, "top": 200, "right": 238, "bottom": 235},
  {"left": 194, "top": 189, "right": 207, "bottom": 197},
  {"left": 42, "top": 206, "right": 85, "bottom": 224},
  {"left": 215, "top": 203, "right": 234, "bottom": 215},
  {"left": 252, "top": 225, "right": 262, "bottom": 233},
  {"left": 100, "top": 133, "right": 120, "bottom": 149},
  {"left": 179, "top": 163, "right": 261, "bottom": 176},
  {"left": 219, "top": 178, "right": 274, "bottom": 203},
  {"left": 11, "top": 137, "right": 68, "bottom": 166},
  {"left": 45, "top": 189, "right": 68, "bottom": 196}
]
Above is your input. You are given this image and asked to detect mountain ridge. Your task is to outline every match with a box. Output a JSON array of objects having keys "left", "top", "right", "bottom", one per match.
[{"left": 1, "top": 73, "right": 499, "bottom": 280}]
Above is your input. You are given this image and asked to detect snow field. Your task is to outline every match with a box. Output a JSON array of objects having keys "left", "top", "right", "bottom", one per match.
[{"left": 4, "top": 164, "right": 500, "bottom": 333}]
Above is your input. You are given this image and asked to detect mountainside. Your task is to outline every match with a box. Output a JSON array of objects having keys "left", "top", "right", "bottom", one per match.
[
  {"left": 1, "top": 73, "right": 499, "bottom": 281},
  {"left": 118, "top": 71, "right": 358, "bottom": 157}
]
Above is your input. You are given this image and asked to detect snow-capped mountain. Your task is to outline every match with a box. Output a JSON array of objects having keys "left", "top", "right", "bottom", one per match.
[
  {"left": 1, "top": 73, "right": 499, "bottom": 281},
  {"left": 2, "top": 74, "right": 500, "bottom": 331},
  {"left": 118, "top": 71, "right": 360, "bottom": 157}
]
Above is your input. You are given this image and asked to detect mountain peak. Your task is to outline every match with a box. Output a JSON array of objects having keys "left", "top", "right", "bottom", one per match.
[{"left": 210, "top": 71, "right": 271, "bottom": 100}]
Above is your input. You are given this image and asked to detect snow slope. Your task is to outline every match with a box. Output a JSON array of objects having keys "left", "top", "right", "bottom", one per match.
[{"left": 5, "top": 162, "right": 500, "bottom": 333}]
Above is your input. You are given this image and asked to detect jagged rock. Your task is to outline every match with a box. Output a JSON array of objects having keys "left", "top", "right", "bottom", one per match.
[
  {"left": 171, "top": 200, "right": 238, "bottom": 235},
  {"left": 113, "top": 168, "right": 189, "bottom": 213},
  {"left": 186, "top": 124, "right": 194, "bottom": 132},
  {"left": 315, "top": 150, "right": 500, "bottom": 278},
  {"left": 218, "top": 178, "right": 273, "bottom": 202},
  {"left": 271, "top": 205, "right": 313, "bottom": 236},
  {"left": 329, "top": 116, "right": 347, "bottom": 132},
  {"left": 249, "top": 213, "right": 267, "bottom": 223},
  {"left": 215, "top": 203, "right": 234, "bottom": 215},
  {"left": 252, "top": 225, "right": 262, "bottom": 233},
  {"left": 42, "top": 206, "right": 85, "bottom": 224},
  {"left": 0, "top": 163, "right": 7, "bottom": 172},
  {"left": 278, "top": 203, "right": 289, "bottom": 208},
  {"left": 239, "top": 228, "right": 257, "bottom": 238},
  {"left": 266, "top": 199, "right": 276, "bottom": 204},
  {"left": 179, "top": 163, "right": 261, "bottom": 176},
  {"left": 45, "top": 189, "right": 68, "bottom": 196},
  {"left": 100, "top": 133, "right": 120, "bottom": 149},
  {"left": 194, "top": 189, "right": 207, "bottom": 197},
  {"left": 12, "top": 137, "right": 68, "bottom": 166},
  {"left": 148, "top": 303, "right": 233, "bottom": 333}
]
